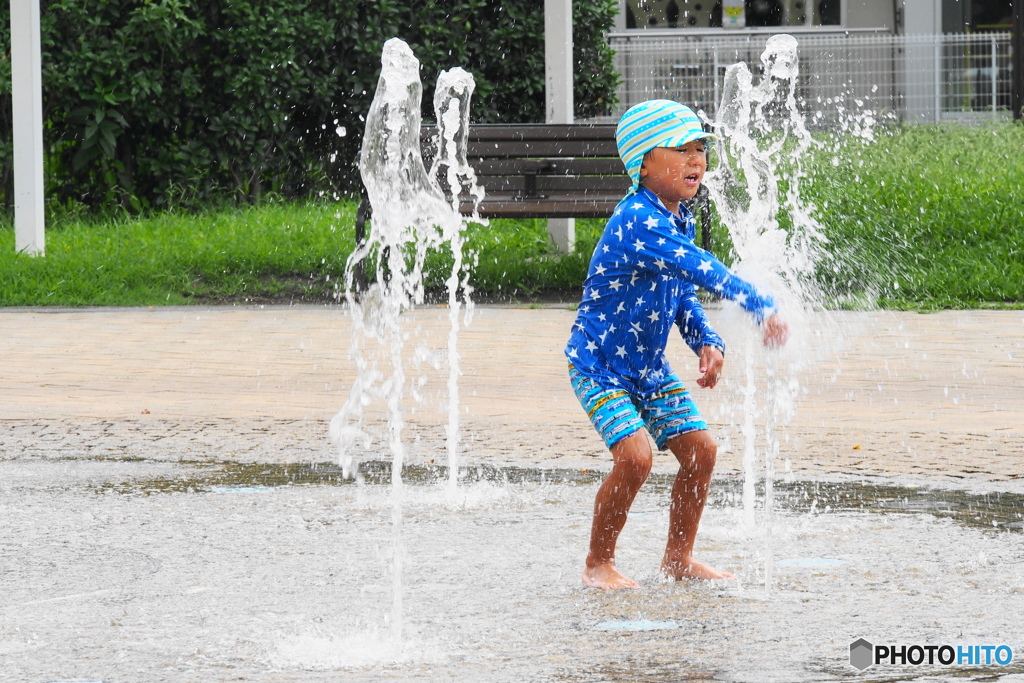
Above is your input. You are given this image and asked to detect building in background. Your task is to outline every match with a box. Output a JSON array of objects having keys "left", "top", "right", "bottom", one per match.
[
  {"left": 614, "top": 0, "right": 1012, "bottom": 33},
  {"left": 606, "top": 0, "right": 1017, "bottom": 123}
]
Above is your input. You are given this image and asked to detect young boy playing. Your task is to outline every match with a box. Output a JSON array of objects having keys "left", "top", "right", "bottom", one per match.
[{"left": 565, "top": 99, "right": 790, "bottom": 590}]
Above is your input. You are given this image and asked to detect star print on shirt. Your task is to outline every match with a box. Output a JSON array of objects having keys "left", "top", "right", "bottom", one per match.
[{"left": 564, "top": 186, "right": 776, "bottom": 395}]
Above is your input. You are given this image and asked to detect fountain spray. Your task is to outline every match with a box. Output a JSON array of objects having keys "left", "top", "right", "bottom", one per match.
[
  {"left": 709, "top": 34, "right": 825, "bottom": 592},
  {"left": 330, "top": 38, "right": 480, "bottom": 650}
]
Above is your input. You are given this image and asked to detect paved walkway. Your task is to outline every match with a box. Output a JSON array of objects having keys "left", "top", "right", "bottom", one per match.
[{"left": 2, "top": 306, "right": 1022, "bottom": 484}]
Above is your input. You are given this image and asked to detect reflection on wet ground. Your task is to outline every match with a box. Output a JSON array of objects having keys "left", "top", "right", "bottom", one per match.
[
  {"left": 4, "top": 457, "right": 1024, "bottom": 682},
  {"left": 82, "top": 459, "right": 1024, "bottom": 534}
]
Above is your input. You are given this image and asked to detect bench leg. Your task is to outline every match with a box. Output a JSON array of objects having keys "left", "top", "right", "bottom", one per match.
[
  {"left": 353, "top": 196, "right": 370, "bottom": 292},
  {"left": 696, "top": 185, "right": 713, "bottom": 254},
  {"left": 547, "top": 218, "right": 575, "bottom": 253}
]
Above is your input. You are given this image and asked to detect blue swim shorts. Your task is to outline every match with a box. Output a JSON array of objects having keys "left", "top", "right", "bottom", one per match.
[{"left": 568, "top": 364, "right": 708, "bottom": 450}]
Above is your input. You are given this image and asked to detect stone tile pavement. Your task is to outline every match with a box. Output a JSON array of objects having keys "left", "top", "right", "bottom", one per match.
[{"left": 1, "top": 305, "right": 1022, "bottom": 484}]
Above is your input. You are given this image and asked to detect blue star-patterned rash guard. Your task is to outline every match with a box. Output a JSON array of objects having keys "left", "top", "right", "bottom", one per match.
[{"left": 565, "top": 186, "right": 777, "bottom": 397}]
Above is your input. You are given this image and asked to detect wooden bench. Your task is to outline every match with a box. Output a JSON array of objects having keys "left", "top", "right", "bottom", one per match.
[{"left": 354, "top": 123, "right": 714, "bottom": 286}]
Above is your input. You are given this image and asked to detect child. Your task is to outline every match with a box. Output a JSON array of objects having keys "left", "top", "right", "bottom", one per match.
[{"left": 565, "top": 99, "right": 790, "bottom": 590}]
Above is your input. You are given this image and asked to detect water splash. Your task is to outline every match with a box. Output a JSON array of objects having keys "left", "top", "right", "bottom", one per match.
[
  {"left": 431, "top": 66, "right": 483, "bottom": 495},
  {"left": 708, "top": 34, "right": 830, "bottom": 592},
  {"left": 329, "top": 38, "right": 480, "bottom": 649}
]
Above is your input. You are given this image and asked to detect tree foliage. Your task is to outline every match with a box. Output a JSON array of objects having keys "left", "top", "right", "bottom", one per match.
[{"left": 0, "top": 0, "right": 619, "bottom": 211}]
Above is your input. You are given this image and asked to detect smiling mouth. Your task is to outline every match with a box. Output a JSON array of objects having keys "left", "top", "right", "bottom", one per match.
[{"left": 684, "top": 173, "right": 700, "bottom": 183}]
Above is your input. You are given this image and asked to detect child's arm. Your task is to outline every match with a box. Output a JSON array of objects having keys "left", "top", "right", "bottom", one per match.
[
  {"left": 675, "top": 285, "right": 725, "bottom": 356},
  {"left": 677, "top": 287, "right": 727, "bottom": 388},
  {"left": 644, "top": 217, "right": 777, "bottom": 323}
]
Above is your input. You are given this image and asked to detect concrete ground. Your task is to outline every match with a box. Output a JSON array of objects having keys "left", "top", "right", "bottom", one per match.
[
  {"left": 3, "top": 305, "right": 1024, "bottom": 682},
  {"left": 1, "top": 305, "right": 1022, "bottom": 486}
]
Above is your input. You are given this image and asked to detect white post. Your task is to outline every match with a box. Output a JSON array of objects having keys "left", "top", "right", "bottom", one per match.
[
  {"left": 991, "top": 35, "right": 998, "bottom": 114},
  {"left": 11, "top": 0, "right": 45, "bottom": 256},
  {"left": 544, "top": 0, "right": 575, "bottom": 253},
  {"left": 612, "top": 0, "right": 627, "bottom": 31}
]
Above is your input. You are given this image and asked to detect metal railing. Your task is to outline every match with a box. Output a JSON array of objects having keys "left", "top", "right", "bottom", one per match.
[{"left": 606, "top": 29, "right": 1015, "bottom": 125}]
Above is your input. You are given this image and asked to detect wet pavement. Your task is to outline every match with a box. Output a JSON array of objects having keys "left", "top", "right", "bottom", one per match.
[{"left": 2, "top": 306, "right": 1024, "bottom": 681}]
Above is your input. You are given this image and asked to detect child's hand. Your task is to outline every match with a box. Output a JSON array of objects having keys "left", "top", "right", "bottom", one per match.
[
  {"left": 762, "top": 313, "right": 790, "bottom": 348},
  {"left": 696, "top": 346, "right": 724, "bottom": 389}
]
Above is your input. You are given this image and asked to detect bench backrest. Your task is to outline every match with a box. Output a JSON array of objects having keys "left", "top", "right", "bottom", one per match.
[{"left": 421, "top": 123, "right": 629, "bottom": 219}]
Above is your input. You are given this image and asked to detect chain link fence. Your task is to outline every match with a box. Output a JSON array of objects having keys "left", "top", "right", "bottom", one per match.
[{"left": 605, "top": 29, "right": 1014, "bottom": 125}]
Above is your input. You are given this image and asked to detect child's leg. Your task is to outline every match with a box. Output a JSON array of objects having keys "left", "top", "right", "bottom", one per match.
[
  {"left": 583, "top": 430, "right": 653, "bottom": 590},
  {"left": 661, "top": 430, "right": 734, "bottom": 580}
]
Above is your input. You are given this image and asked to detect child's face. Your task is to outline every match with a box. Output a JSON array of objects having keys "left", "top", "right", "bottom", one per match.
[{"left": 640, "top": 140, "right": 708, "bottom": 205}]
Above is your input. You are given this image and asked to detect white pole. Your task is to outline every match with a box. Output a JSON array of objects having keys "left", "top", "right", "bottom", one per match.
[
  {"left": 545, "top": 0, "right": 574, "bottom": 124},
  {"left": 612, "top": 0, "right": 627, "bottom": 31},
  {"left": 544, "top": 0, "right": 575, "bottom": 252},
  {"left": 11, "top": 0, "right": 46, "bottom": 256},
  {"left": 991, "top": 34, "right": 997, "bottom": 115}
]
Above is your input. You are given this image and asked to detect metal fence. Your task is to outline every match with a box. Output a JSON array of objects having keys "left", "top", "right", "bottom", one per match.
[{"left": 606, "top": 29, "right": 1015, "bottom": 125}]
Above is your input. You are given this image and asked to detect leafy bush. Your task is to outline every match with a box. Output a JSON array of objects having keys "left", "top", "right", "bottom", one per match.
[{"left": 0, "top": 0, "right": 619, "bottom": 212}]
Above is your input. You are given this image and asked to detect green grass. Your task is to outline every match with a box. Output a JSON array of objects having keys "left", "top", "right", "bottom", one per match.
[
  {"left": 0, "top": 203, "right": 360, "bottom": 306},
  {"left": 2, "top": 122, "right": 1022, "bottom": 309},
  {"left": 802, "top": 122, "right": 1024, "bottom": 309},
  {"left": 0, "top": 200, "right": 608, "bottom": 306}
]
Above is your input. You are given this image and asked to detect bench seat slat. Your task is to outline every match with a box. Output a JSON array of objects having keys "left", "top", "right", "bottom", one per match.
[
  {"left": 472, "top": 197, "right": 623, "bottom": 219},
  {"left": 467, "top": 140, "right": 619, "bottom": 158},
  {"left": 422, "top": 123, "right": 617, "bottom": 143},
  {"left": 471, "top": 158, "right": 625, "bottom": 176},
  {"left": 476, "top": 176, "right": 631, "bottom": 194}
]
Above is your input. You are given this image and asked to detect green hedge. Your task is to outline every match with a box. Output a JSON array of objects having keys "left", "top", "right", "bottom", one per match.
[{"left": 0, "top": 0, "right": 619, "bottom": 212}]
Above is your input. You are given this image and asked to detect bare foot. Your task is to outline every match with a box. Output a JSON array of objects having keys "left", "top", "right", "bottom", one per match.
[
  {"left": 661, "top": 556, "right": 736, "bottom": 581},
  {"left": 582, "top": 562, "right": 641, "bottom": 590}
]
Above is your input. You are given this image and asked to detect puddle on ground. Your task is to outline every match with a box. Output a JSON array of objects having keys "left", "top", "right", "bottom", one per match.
[
  {"left": 5, "top": 456, "right": 1024, "bottom": 682},
  {"left": 83, "top": 459, "right": 1024, "bottom": 534}
]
